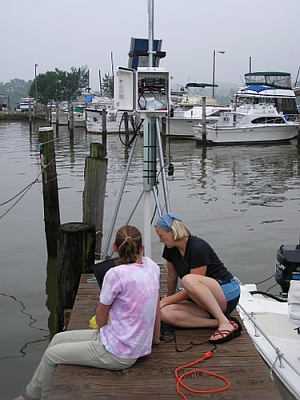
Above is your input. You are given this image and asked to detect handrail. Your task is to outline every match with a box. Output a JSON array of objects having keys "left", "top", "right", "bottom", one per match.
[{"left": 237, "top": 302, "right": 300, "bottom": 377}]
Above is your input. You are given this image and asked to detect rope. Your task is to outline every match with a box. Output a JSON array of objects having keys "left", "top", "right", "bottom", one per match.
[
  {"left": 175, "top": 351, "right": 230, "bottom": 399},
  {"left": 0, "top": 154, "right": 57, "bottom": 220}
]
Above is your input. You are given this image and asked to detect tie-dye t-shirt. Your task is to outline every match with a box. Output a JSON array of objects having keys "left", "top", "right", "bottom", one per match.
[{"left": 99, "top": 256, "right": 160, "bottom": 359}]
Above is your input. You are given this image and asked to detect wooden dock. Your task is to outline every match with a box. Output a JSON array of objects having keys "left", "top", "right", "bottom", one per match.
[{"left": 48, "top": 266, "right": 282, "bottom": 399}]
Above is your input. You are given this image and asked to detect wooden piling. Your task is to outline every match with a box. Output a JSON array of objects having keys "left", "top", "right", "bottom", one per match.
[
  {"left": 45, "top": 107, "right": 50, "bottom": 127},
  {"left": 55, "top": 103, "right": 59, "bottom": 135},
  {"left": 201, "top": 96, "right": 207, "bottom": 143},
  {"left": 83, "top": 143, "right": 107, "bottom": 257},
  {"left": 101, "top": 109, "right": 107, "bottom": 145},
  {"left": 29, "top": 103, "right": 32, "bottom": 133},
  {"left": 69, "top": 104, "right": 74, "bottom": 137},
  {"left": 57, "top": 222, "right": 96, "bottom": 331},
  {"left": 39, "top": 127, "right": 61, "bottom": 256}
]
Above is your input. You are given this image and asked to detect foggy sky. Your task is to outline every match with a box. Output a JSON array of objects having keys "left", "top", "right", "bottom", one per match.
[{"left": 2, "top": 0, "right": 300, "bottom": 92}]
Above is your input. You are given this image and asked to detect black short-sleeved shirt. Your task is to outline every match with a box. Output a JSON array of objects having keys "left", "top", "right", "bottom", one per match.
[{"left": 162, "top": 235, "right": 233, "bottom": 283}]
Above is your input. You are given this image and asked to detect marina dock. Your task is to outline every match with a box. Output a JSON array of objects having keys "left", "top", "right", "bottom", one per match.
[{"left": 48, "top": 266, "right": 282, "bottom": 399}]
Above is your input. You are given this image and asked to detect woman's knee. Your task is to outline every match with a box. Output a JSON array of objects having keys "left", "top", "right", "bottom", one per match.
[
  {"left": 182, "top": 274, "right": 202, "bottom": 292},
  {"left": 160, "top": 305, "right": 175, "bottom": 323}
]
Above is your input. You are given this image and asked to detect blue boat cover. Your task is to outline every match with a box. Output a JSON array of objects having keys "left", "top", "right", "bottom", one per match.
[
  {"left": 84, "top": 95, "right": 93, "bottom": 102},
  {"left": 242, "top": 85, "right": 276, "bottom": 93}
]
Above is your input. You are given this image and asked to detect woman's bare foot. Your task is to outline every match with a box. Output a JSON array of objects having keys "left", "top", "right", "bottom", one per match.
[{"left": 209, "top": 317, "right": 242, "bottom": 343}]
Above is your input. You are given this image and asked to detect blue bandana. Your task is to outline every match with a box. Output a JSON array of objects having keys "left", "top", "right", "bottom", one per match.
[{"left": 155, "top": 213, "right": 182, "bottom": 232}]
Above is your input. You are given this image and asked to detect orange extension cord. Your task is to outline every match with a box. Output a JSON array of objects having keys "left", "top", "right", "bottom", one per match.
[{"left": 175, "top": 351, "right": 230, "bottom": 399}]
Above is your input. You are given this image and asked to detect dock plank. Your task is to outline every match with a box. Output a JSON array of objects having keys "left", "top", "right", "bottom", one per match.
[{"left": 48, "top": 268, "right": 282, "bottom": 399}]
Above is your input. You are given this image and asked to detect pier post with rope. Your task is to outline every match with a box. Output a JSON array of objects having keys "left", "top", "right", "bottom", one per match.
[{"left": 38, "top": 126, "right": 61, "bottom": 256}]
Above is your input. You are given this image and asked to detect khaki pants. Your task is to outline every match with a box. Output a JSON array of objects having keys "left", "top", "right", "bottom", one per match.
[{"left": 26, "top": 329, "right": 137, "bottom": 400}]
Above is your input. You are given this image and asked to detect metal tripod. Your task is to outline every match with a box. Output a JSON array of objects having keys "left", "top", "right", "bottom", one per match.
[{"left": 101, "top": 115, "right": 171, "bottom": 260}]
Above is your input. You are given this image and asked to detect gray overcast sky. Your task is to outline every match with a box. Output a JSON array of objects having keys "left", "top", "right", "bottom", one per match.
[{"left": 2, "top": 0, "right": 300, "bottom": 91}]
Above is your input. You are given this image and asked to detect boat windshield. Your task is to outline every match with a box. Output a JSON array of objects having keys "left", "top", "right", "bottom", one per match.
[
  {"left": 244, "top": 72, "right": 292, "bottom": 89},
  {"left": 236, "top": 96, "right": 298, "bottom": 115}
]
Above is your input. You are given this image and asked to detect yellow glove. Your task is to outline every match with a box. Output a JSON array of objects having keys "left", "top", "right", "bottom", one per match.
[{"left": 89, "top": 315, "right": 110, "bottom": 329}]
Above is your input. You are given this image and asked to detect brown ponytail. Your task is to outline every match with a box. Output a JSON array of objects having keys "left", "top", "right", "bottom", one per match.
[{"left": 115, "top": 225, "right": 142, "bottom": 265}]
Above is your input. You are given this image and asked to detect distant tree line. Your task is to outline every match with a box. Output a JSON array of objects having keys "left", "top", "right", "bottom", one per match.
[{"left": 0, "top": 66, "right": 114, "bottom": 110}]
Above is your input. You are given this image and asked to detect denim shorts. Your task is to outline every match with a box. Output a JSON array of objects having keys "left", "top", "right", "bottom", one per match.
[{"left": 219, "top": 278, "right": 240, "bottom": 315}]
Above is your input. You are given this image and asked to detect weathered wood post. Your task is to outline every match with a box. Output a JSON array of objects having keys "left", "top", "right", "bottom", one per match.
[
  {"left": 55, "top": 103, "right": 59, "bottom": 134},
  {"left": 201, "top": 96, "right": 207, "bottom": 144},
  {"left": 39, "top": 127, "right": 61, "bottom": 256},
  {"left": 45, "top": 107, "right": 50, "bottom": 127},
  {"left": 69, "top": 104, "right": 74, "bottom": 137},
  {"left": 57, "top": 222, "right": 95, "bottom": 331},
  {"left": 83, "top": 143, "right": 107, "bottom": 257},
  {"left": 102, "top": 108, "right": 107, "bottom": 145},
  {"left": 29, "top": 103, "right": 32, "bottom": 133}
]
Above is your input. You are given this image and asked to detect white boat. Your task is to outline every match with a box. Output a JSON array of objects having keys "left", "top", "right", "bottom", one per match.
[
  {"left": 167, "top": 104, "right": 231, "bottom": 139},
  {"left": 85, "top": 100, "right": 117, "bottom": 133},
  {"left": 193, "top": 103, "right": 298, "bottom": 144},
  {"left": 0, "top": 94, "right": 8, "bottom": 111},
  {"left": 72, "top": 104, "right": 86, "bottom": 127},
  {"left": 194, "top": 72, "right": 299, "bottom": 144},
  {"left": 237, "top": 243, "right": 300, "bottom": 399},
  {"left": 175, "top": 82, "right": 220, "bottom": 108},
  {"left": 167, "top": 82, "right": 229, "bottom": 138},
  {"left": 51, "top": 102, "right": 69, "bottom": 125},
  {"left": 15, "top": 97, "right": 36, "bottom": 112}
]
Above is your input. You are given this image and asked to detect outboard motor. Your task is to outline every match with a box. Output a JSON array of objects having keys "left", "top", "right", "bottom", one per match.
[{"left": 275, "top": 244, "right": 300, "bottom": 294}]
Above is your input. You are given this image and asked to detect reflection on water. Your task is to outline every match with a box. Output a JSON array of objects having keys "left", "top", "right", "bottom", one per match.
[{"left": 1, "top": 121, "right": 300, "bottom": 398}]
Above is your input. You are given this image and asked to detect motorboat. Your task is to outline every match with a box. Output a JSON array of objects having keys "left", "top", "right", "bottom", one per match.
[
  {"left": 237, "top": 244, "right": 300, "bottom": 400},
  {"left": 193, "top": 103, "right": 298, "bottom": 144},
  {"left": 72, "top": 104, "right": 86, "bottom": 127},
  {"left": 167, "top": 82, "right": 228, "bottom": 138},
  {"left": 0, "top": 94, "right": 8, "bottom": 111},
  {"left": 193, "top": 71, "right": 299, "bottom": 144},
  {"left": 166, "top": 104, "right": 231, "bottom": 139},
  {"left": 85, "top": 99, "right": 117, "bottom": 133},
  {"left": 51, "top": 102, "right": 69, "bottom": 125},
  {"left": 15, "top": 97, "right": 36, "bottom": 112}
]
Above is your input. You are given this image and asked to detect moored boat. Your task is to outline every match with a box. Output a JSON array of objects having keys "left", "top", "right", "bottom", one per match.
[
  {"left": 194, "top": 71, "right": 299, "bottom": 144},
  {"left": 237, "top": 244, "right": 300, "bottom": 400},
  {"left": 15, "top": 97, "right": 35, "bottom": 112},
  {"left": 193, "top": 103, "right": 298, "bottom": 144},
  {"left": 167, "top": 82, "right": 227, "bottom": 138}
]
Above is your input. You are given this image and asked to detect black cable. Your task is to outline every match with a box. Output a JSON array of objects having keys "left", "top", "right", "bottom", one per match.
[
  {"left": 160, "top": 323, "right": 212, "bottom": 352},
  {"left": 255, "top": 274, "right": 275, "bottom": 285}
]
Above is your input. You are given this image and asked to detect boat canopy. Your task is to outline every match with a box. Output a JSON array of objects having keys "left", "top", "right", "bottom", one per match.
[
  {"left": 244, "top": 72, "right": 292, "bottom": 89},
  {"left": 242, "top": 85, "right": 276, "bottom": 93},
  {"left": 186, "top": 82, "right": 218, "bottom": 88}
]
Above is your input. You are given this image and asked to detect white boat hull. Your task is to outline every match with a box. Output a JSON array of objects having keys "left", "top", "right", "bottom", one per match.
[
  {"left": 237, "top": 283, "right": 300, "bottom": 400},
  {"left": 166, "top": 116, "right": 199, "bottom": 138},
  {"left": 51, "top": 112, "right": 68, "bottom": 125},
  {"left": 86, "top": 109, "right": 102, "bottom": 133},
  {"left": 204, "top": 124, "right": 298, "bottom": 144}
]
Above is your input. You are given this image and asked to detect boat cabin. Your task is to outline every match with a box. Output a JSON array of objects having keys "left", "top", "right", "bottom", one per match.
[
  {"left": 235, "top": 72, "right": 298, "bottom": 118},
  {"left": 177, "top": 82, "right": 218, "bottom": 107}
]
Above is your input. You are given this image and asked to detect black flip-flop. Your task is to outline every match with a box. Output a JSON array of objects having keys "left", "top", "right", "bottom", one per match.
[
  {"left": 228, "top": 316, "right": 243, "bottom": 331},
  {"left": 208, "top": 328, "right": 241, "bottom": 344}
]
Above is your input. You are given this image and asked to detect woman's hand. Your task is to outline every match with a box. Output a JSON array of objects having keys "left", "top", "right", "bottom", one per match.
[
  {"left": 160, "top": 295, "right": 170, "bottom": 309},
  {"left": 160, "top": 290, "right": 189, "bottom": 309}
]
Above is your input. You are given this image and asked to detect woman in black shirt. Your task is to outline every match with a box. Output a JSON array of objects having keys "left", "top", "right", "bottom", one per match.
[{"left": 155, "top": 213, "right": 241, "bottom": 344}]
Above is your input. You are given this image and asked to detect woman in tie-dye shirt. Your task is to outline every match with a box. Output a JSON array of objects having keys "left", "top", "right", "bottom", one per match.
[{"left": 14, "top": 225, "right": 160, "bottom": 400}]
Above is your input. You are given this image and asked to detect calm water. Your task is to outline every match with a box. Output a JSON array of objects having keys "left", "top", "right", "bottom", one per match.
[{"left": 1, "top": 120, "right": 300, "bottom": 398}]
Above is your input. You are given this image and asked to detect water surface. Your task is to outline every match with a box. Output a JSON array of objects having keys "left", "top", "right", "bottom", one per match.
[{"left": 1, "top": 121, "right": 299, "bottom": 398}]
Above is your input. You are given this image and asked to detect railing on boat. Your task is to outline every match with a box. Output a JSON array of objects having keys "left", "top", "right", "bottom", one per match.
[{"left": 237, "top": 302, "right": 300, "bottom": 378}]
